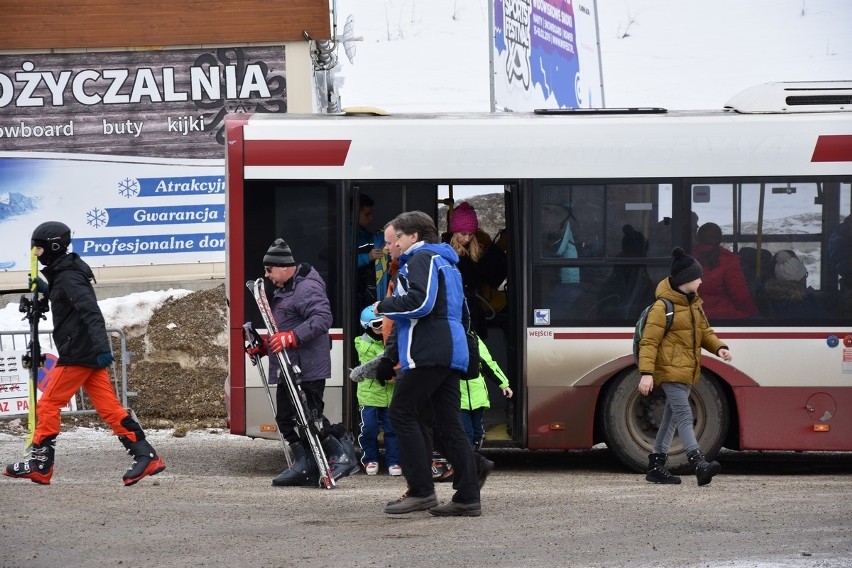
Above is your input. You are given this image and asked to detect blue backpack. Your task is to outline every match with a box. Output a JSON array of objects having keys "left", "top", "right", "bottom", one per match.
[{"left": 633, "top": 298, "right": 674, "bottom": 365}]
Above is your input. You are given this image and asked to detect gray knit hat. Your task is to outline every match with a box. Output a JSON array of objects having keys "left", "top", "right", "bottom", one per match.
[
  {"left": 670, "top": 246, "right": 703, "bottom": 287},
  {"left": 263, "top": 238, "right": 296, "bottom": 267}
]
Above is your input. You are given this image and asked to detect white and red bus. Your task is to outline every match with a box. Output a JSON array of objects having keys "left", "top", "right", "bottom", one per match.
[{"left": 224, "top": 81, "right": 852, "bottom": 471}]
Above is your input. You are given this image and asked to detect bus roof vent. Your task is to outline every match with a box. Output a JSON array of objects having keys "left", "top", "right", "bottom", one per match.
[{"left": 724, "top": 81, "right": 852, "bottom": 113}]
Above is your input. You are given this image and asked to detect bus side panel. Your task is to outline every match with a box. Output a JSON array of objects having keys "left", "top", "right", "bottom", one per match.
[
  {"left": 734, "top": 387, "right": 852, "bottom": 451},
  {"left": 225, "top": 116, "right": 250, "bottom": 436},
  {"left": 526, "top": 386, "right": 598, "bottom": 449}
]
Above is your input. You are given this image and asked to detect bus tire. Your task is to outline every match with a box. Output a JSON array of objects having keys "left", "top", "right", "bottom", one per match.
[{"left": 601, "top": 369, "right": 729, "bottom": 473}]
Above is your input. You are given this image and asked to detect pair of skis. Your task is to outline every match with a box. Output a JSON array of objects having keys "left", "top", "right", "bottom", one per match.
[
  {"left": 19, "top": 247, "right": 48, "bottom": 453},
  {"left": 243, "top": 278, "right": 335, "bottom": 489}
]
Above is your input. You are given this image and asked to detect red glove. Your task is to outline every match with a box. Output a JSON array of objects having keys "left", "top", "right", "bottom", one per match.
[
  {"left": 269, "top": 330, "right": 298, "bottom": 353},
  {"left": 245, "top": 336, "right": 268, "bottom": 358}
]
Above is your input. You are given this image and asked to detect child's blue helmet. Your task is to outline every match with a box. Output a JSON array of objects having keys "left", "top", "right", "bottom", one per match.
[{"left": 359, "top": 306, "right": 382, "bottom": 329}]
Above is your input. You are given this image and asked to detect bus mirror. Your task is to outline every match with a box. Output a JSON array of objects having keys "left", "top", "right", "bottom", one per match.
[{"left": 693, "top": 185, "right": 711, "bottom": 203}]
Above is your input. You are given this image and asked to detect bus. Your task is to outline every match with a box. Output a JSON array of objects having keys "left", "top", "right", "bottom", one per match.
[{"left": 224, "top": 81, "right": 852, "bottom": 472}]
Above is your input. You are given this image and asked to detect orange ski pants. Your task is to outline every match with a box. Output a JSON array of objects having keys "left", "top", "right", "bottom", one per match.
[{"left": 34, "top": 365, "right": 136, "bottom": 445}]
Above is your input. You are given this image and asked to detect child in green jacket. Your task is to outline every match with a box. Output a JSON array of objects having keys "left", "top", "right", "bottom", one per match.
[
  {"left": 354, "top": 306, "right": 401, "bottom": 476},
  {"left": 460, "top": 337, "right": 513, "bottom": 449}
]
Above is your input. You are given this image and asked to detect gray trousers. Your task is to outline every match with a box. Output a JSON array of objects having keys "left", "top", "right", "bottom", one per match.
[{"left": 653, "top": 382, "right": 699, "bottom": 455}]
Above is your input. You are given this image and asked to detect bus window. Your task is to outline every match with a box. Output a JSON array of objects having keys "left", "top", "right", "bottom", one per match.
[
  {"left": 690, "top": 181, "right": 847, "bottom": 323},
  {"left": 242, "top": 180, "right": 342, "bottom": 328},
  {"left": 533, "top": 182, "right": 672, "bottom": 324}
]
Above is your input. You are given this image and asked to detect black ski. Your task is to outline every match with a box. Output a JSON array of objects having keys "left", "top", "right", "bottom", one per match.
[
  {"left": 242, "top": 322, "right": 294, "bottom": 468},
  {"left": 246, "top": 278, "right": 335, "bottom": 489}
]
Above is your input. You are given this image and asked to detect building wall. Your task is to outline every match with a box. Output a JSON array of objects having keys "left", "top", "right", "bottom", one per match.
[
  {"left": 0, "top": 0, "right": 330, "bottom": 50},
  {"left": 0, "top": 2, "right": 325, "bottom": 292}
]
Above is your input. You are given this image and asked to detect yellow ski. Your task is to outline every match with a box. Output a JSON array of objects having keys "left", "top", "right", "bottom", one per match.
[{"left": 22, "top": 246, "right": 47, "bottom": 453}]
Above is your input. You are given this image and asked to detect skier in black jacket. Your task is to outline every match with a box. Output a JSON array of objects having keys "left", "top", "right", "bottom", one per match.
[{"left": 4, "top": 221, "right": 165, "bottom": 486}]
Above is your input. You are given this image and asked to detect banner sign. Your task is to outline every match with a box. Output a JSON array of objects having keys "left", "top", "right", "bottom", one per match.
[
  {"left": 0, "top": 46, "right": 287, "bottom": 270},
  {"left": 0, "top": 350, "right": 76, "bottom": 417},
  {"left": 492, "top": 0, "right": 603, "bottom": 111}
]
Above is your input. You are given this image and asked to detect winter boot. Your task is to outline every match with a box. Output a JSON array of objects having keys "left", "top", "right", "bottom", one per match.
[
  {"left": 272, "top": 442, "right": 319, "bottom": 487},
  {"left": 4, "top": 436, "right": 56, "bottom": 485},
  {"left": 431, "top": 452, "right": 454, "bottom": 482},
  {"left": 476, "top": 453, "right": 494, "bottom": 488},
  {"left": 687, "top": 449, "right": 721, "bottom": 486},
  {"left": 322, "top": 433, "right": 360, "bottom": 480},
  {"left": 120, "top": 436, "right": 166, "bottom": 486},
  {"left": 645, "top": 453, "right": 682, "bottom": 484}
]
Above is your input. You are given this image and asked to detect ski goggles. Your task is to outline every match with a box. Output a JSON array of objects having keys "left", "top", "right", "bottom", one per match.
[{"left": 367, "top": 319, "right": 383, "bottom": 330}]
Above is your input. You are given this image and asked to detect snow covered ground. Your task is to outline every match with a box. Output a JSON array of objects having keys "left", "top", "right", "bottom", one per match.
[
  {"left": 334, "top": 0, "right": 852, "bottom": 111},
  {"left": 0, "top": 289, "right": 191, "bottom": 332}
]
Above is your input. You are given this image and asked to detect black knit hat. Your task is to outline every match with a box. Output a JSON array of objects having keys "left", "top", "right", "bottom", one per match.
[
  {"left": 670, "top": 246, "right": 703, "bottom": 287},
  {"left": 263, "top": 238, "right": 296, "bottom": 267}
]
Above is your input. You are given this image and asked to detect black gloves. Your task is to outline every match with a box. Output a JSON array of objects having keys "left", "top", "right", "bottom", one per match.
[
  {"left": 96, "top": 352, "right": 115, "bottom": 367},
  {"left": 375, "top": 357, "right": 396, "bottom": 386},
  {"left": 29, "top": 276, "right": 49, "bottom": 294}
]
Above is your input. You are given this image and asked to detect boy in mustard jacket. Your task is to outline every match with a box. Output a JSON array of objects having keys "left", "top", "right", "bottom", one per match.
[{"left": 637, "top": 247, "right": 732, "bottom": 486}]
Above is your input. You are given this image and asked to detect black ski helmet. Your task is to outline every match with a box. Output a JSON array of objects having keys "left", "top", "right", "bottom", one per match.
[{"left": 32, "top": 221, "right": 72, "bottom": 264}]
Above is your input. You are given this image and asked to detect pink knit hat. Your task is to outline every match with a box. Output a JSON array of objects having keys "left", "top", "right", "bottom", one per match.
[{"left": 449, "top": 202, "right": 478, "bottom": 233}]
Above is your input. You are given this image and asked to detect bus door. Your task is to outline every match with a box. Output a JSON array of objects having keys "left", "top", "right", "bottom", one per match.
[
  {"left": 238, "top": 179, "right": 346, "bottom": 433},
  {"left": 437, "top": 183, "right": 521, "bottom": 447},
  {"left": 346, "top": 181, "right": 522, "bottom": 447},
  {"left": 346, "top": 182, "right": 439, "bottom": 431}
]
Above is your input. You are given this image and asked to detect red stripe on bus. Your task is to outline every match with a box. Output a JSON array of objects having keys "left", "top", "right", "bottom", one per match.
[
  {"left": 811, "top": 134, "right": 852, "bottom": 162},
  {"left": 551, "top": 331, "right": 848, "bottom": 340},
  {"left": 244, "top": 140, "right": 351, "bottom": 166}
]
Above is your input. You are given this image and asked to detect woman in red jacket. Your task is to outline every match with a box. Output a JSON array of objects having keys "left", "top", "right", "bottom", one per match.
[{"left": 692, "top": 222, "right": 758, "bottom": 320}]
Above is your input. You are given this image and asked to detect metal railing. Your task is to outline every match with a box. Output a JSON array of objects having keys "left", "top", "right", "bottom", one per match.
[{"left": 0, "top": 327, "right": 134, "bottom": 421}]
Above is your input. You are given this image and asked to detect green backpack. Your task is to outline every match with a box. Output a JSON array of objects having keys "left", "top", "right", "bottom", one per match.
[{"left": 633, "top": 298, "right": 674, "bottom": 365}]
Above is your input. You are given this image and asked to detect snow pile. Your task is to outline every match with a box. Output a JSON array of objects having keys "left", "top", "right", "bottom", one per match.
[{"left": 0, "top": 289, "right": 192, "bottom": 333}]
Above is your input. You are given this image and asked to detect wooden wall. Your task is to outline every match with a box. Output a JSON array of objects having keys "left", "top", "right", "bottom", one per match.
[{"left": 0, "top": 0, "right": 331, "bottom": 50}]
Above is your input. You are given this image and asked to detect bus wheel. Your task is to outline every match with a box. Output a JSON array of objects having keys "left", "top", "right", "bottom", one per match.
[{"left": 601, "top": 369, "right": 729, "bottom": 473}]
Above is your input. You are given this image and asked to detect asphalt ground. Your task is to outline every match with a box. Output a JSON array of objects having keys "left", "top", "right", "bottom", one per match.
[{"left": 1, "top": 428, "right": 850, "bottom": 568}]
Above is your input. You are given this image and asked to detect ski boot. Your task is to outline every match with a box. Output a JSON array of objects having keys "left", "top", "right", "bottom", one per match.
[
  {"left": 323, "top": 432, "right": 360, "bottom": 480},
  {"left": 687, "top": 449, "right": 721, "bottom": 486},
  {"left": 645, "top": 453, "right": 682, "bottom": 484},
  {"left": 120, "top": 436, "right": 166, "bottom": 486},
  {"left": 4, "top": 435, "right": 56, "bottom": 485},
  {"left": 272, "top": 442, "right": 319, "bottom": 487}
]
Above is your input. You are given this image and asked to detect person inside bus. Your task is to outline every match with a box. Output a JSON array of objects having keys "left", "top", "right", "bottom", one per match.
[
  {"left": 540, "top": 196, "right": 582, "bottom": 318},
  {"left": 597, "top": 224, "right": 654, "bottom": 320},
  {"left": 373, "top": 211, "right": 482, "bottom": 516},
  {"left": 762, "top": 250, "right": 829, "bottom": 319},
  {"left": 691, "top": 222, "right": 758, "bottom": 320},
  {"left": 447, "top": 202, "right": 489, "bottom": 338},
  {"left": 828, "top": 215, "right": 852, "bottom": 317},
  {"left": 356, "top": 194, "right": 386, "bottom": 307},
  {"left": 737, "top": 246, "right": 775, "bottom": 315},
  {"left": 637, "top": 247, "right": 731, "bottom": 487},
  {"left": 248, "top": 238, "right": 358, "bottom": 486}
]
